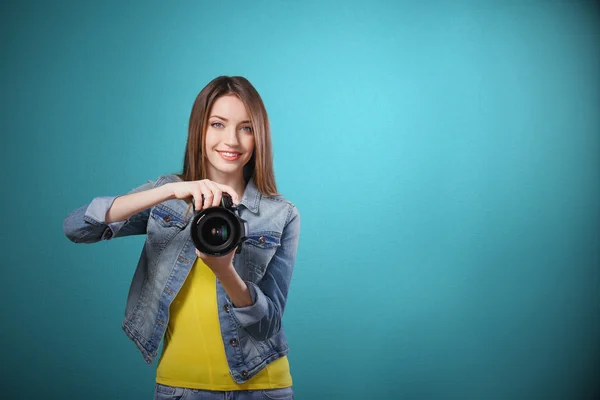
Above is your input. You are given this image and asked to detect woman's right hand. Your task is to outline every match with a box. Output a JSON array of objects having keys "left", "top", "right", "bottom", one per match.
[{"left": 167, "top": 180, "right": 240, "bottom": 211}]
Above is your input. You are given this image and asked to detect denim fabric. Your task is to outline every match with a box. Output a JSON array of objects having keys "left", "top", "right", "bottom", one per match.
[
  {"left": 63, "top": 174, "right": 300, "bottom": 384},
  {"left": 154, "top": 383, "right": 294, "bottom": 400}
]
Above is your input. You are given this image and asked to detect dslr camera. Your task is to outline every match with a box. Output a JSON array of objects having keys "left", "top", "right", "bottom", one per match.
[{"left": 190, "top": 193, "right": 249, "bottom": 256}]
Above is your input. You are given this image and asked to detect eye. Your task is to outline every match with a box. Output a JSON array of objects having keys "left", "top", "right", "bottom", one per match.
[
  {"left": 211, "top": 122, "right": 224, "bottom": 128},
  {"left": 241, "top": 126, "right": 253, "bottom": 133}
]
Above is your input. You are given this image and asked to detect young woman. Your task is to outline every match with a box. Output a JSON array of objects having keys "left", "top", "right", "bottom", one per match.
[{"left": 63, "top": 76, "right": 300, "bottom": 400}]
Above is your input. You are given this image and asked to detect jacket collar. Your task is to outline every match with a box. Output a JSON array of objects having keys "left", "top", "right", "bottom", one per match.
[{"left": 239, "top": 177, "right": 261, "bottom": 214}]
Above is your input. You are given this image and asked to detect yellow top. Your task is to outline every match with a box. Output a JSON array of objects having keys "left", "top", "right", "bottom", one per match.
[{"left": 156, "top": 257, "right": 292, "bottom": 390}]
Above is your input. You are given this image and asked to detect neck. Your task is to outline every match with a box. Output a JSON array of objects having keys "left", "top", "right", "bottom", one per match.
[{"left": 206, "top": 169, "right": 247, "bottom": 200}]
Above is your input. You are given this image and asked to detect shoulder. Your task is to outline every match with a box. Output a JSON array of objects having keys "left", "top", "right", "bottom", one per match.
[
  {"left": 152, "top": 174, "right": 183, "bottom": 187},
  {"left": 261, "top": 194, "right": 300, "bottom": 224}
]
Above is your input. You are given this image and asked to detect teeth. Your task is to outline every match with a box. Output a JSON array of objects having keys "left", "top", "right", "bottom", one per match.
[{"left": 221, "top": 152, "right": 239, "bottom": 157}]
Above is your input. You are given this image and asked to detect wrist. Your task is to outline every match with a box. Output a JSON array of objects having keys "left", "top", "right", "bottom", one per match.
[
  {"left": 213, "top": 263, "right": 253, "bottom": 307},
  {"left": 160, "top": 183, "right": 176, "bottom": 200},
  {"left": 213, "top": 263, "right": 237, "bottom": 281}
]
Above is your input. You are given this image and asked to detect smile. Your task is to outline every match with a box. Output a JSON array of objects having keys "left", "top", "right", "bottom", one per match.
[{"left": 217, "top": 151, "right": 242, "bottom": 161}]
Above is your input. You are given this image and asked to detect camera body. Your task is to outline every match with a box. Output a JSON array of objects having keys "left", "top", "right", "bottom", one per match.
[{"left": 190, "top": 193, "right": 249, "bottom": 256}]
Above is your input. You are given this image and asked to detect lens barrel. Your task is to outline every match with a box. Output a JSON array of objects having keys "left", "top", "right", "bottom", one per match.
[{"left": 190, "top": 194, "right": 247, "bottom": 256}]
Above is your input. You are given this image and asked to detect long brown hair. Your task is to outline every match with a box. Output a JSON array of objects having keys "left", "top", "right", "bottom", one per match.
[{"left": 175, "top": 76, "right": 279, "bottom": 197}]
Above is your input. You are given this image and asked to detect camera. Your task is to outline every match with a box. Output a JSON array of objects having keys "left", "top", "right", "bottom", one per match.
[{"left": 190, "top": 193, "right": 249, "bottom": 256}]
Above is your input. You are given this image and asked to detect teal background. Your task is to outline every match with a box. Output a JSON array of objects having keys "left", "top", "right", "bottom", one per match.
[{"left": 1, "top": 0, "right": 598, "bottom": 399}]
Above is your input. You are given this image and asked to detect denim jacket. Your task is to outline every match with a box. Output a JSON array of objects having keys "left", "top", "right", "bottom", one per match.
[{"left": 62, "top": 174, "right": 300, "bottom": 384}]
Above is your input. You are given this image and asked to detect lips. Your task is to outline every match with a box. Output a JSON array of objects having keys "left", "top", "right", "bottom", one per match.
[{"left": 217, "top": 150, "right": 241, "bottom": 161}]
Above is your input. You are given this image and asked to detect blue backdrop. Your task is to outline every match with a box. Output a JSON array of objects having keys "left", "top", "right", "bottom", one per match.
[{"left": 1, "top": 1, "right": 598, "bottom": 399}]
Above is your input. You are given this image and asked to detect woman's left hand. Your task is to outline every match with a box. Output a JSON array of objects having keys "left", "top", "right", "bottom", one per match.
[
  {"left": 196, "top": 247, "right": 253, "bottom": 307},
  {"left": 195, "top": 248, "right": 237, "bottom": 277}
]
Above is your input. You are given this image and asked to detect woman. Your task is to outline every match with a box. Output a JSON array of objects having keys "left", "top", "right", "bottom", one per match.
[{"left": 63, "top": 76, "right": 300, "bottom": 400}]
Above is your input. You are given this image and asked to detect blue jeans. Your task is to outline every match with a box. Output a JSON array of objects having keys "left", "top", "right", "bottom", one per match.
[{"left": 154, "top": 383, "right": 294, "bottom": 400}]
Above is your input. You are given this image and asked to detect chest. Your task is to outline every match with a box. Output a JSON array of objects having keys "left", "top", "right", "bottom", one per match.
[{"left": 145, "top": 198, "right": 285, "bottom": 283}]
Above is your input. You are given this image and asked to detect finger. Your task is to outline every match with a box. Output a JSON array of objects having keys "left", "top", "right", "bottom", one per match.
[
  {"left": 204, "top": 180, "right": 223, "bottom": 207},
  {"left": 197, "top": 181, "right": 213, "bottom": 210},
  {"left": 192, "top": 188, "right": 203, "bottom": 211},
  {"left": 214, "top": 183, "right": 240, "bottom": 204},
  {"left": 196, "top": 249, "right": 219, "bottom": 261}
]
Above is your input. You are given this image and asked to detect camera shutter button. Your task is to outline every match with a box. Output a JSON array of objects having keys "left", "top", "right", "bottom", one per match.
[{"left": 259, "top": 236, "right": 266, "bottom": 244}]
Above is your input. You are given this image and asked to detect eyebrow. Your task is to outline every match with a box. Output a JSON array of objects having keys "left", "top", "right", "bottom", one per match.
[{"left": 210, "top": 115, "right": 251, "bottom": 124}]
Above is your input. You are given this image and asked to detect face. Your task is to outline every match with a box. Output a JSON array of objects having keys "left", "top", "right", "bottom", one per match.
[{"left": 204, "top": 95, "right": 255, "bottom": 182}]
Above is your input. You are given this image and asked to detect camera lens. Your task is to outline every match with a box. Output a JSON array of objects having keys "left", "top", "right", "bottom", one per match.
[
  {"left": 190, "top": 199, "right": 248, "bottom": 256},
  {"left": 201, "top": 217, "right": 230, "bottom": 246},
  {"left": 192, "top": 209, "right": 237, "bottom": 255}
]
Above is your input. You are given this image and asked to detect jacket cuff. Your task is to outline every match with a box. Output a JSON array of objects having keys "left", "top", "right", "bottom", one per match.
[
  {"left": 230, "top": 281, "right": 268, "bottom": 327},
  {"left": 83, "top": 196, "right": 123, "bottom": 239}
]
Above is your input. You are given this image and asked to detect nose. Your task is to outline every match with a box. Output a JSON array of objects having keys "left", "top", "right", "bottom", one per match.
[{"left": 224, "top": 126, "right": 239, "bottom": 147}]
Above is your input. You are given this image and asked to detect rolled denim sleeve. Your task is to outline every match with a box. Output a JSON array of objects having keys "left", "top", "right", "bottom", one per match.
[
  {"left": 230, "top": 205, "right": 301, "bottom": 341},
  {"left": 63, "top": 180, "right": 155, "bottom": 244}
]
